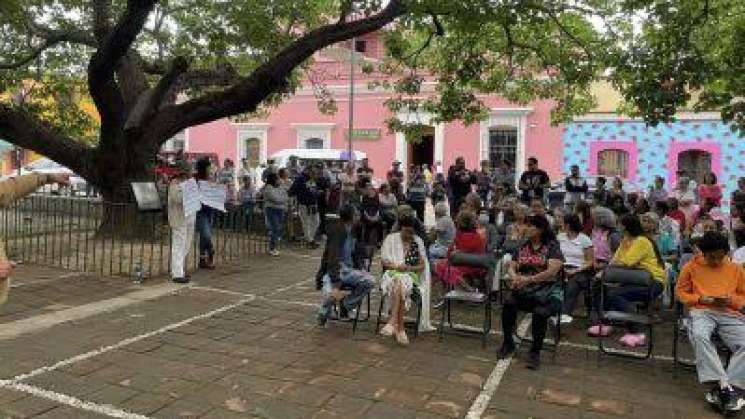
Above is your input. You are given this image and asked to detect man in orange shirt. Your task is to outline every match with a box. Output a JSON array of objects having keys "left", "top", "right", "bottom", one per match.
[{"left": 676, "top": 232, "right": 745, "bottom": 414}]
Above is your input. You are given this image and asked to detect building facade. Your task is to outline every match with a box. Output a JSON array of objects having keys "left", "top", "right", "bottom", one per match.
[
  {"left": 183, "top": 32, "right": 565, "bottom": 182},
  {"left": 562, "top": 113, "right": 745, "bottom": 209}
]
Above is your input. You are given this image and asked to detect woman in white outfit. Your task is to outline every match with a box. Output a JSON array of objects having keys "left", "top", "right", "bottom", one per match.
[
  {"left": 168, "top": 162, "right": 196, "bottom": 284},
  {"left": 380, "top": 215, "right": 434, "bottom": 345}
]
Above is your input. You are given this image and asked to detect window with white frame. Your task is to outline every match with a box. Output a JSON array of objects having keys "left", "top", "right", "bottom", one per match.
[
  {"left": 488, "top": 127, "right": 518, "bottom": 168},
  {"left": 294, "top": 124, "right": 333, "bottom": 149},
  {"left": 304, "top": 138, "right": 325, "bottom": 149}
]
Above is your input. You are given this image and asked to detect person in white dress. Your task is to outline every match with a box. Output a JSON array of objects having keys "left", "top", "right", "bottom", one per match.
[{"left": 380, "top": 215, "right": 434, "bottom": 345}]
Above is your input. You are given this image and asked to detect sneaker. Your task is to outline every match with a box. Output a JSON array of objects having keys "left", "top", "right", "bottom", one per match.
[
  {"left": 380, "top": 324, "right": 395, "bottom": 337},
  {"left": 497, "top": 341, "right": 516, "bottom": 360},
  {"left": 172, "top": 277, "right": 189, "bottom": 284},
  {"left": 526, "top": 351, "right": 541, "bottom": 370},
  {"left": 705, "top": 387, "right": 721, "bottom": 408},
  {"left": 560, "top": 314, "right": 573, "bottom": 325},
  {"left": 269, "top": 249, "right": 280, "bottom": 257},
  {"left": 587, "top": 325, "right": 613, "bottom": 337},
  {"left": 721, "top": 386, "right": 745, "bottom": 414}
]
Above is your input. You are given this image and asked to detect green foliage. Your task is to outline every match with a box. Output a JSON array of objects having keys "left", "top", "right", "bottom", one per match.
[{"left": 610, "top": 0, "right": 745, "bottom": 135}]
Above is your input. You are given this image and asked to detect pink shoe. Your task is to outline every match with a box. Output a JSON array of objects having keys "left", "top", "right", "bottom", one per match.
[
  {"left": 587, "top": 325, "right": 613, "bottom": 337},
  {"left": 629, "top": 334, "right": 647, "bottom": 347},
  {"left": 618, "top": 333, "right": 635, "bottom": 347}
]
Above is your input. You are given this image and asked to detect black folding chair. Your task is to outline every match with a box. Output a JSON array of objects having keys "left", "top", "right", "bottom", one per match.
[
  {"left": 326, "top": 223, "right": 373, "bottom": 336},
  {"left": 512, "top": 269, "right": 567, "bottom": 358},
  {"left": 438, "top": 251, "right": 496, "bottom": 348},
  {"left": 598, "top": 267, "right": 659, "bottom": 359}
]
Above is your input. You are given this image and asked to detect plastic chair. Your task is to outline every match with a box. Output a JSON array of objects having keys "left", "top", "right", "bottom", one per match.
[{"left": 438, "top": 251, "right": 496, "bottom": 348}]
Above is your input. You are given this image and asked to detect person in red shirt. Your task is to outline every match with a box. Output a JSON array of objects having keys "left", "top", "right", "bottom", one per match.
[{"left": 434, "top": 210, "right": 487, "bottom": 291}]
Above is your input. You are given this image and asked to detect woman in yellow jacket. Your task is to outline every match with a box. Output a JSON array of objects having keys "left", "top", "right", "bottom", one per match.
[{"left": 595, "top": 213, "right": 666, "bottom": 347}]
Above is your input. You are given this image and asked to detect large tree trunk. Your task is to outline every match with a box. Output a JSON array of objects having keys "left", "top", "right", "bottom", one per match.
[{"left": 92, "top": 140, "right": 164, "bottom": 239}]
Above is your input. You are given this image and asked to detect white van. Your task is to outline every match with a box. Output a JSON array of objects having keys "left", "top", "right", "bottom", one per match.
[{"left": 269, "top": 149, "right": 366, "bottom": 169}]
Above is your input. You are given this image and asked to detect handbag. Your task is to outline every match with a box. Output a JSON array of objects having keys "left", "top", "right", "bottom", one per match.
[{"left": 514, "top": 280, "right": 563, "bottom": 304}]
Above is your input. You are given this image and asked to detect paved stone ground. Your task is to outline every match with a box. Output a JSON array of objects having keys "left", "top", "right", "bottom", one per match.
[{"left": 0, "top": 249, "right": 722, "bottom": 419}]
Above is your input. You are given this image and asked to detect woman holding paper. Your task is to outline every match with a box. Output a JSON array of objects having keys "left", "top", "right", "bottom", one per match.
[
  {"left": 168, "top": 161, "right": 196, "bottom": 283},
  {"left": 195, "top": 158, "right": 216, "bottom": 269}
]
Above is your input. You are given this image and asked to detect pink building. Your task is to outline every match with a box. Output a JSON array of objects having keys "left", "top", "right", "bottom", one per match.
[{"left": 182, "top": 32, "right": 564, "bottom": 181}]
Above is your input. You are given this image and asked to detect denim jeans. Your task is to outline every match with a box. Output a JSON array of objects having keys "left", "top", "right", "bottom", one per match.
[
  {"left": 318, "top": 268, "right": 374, "bottom": 319},
  {"left": 196, "top": 207, "right": 214, "bottom": 258},
  {"left": 604, "top": 281, "right": 663, "bottom": 313},
  {"left": 265, "top": 207, "right": 285, "bottom": 251},
  {"left": 242, "top": 202, "right": 254, "bottom": 232}
]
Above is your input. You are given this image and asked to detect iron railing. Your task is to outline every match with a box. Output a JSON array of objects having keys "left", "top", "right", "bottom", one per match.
[{"left": 0, "top": 195, "right": 305, "bottom": 280}]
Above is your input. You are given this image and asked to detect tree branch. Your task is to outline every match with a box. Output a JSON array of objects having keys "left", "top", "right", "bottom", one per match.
[
  {"left": 93, "top": 0, "right": 113, "bottom": 44},
  {"left": 88, "top": 0, "right": 157, "bottom": 135},
  {"left": 0, "top": 103, "right": 92, "bottom": 177},
  {"left": 148, "top": 0, "right": 405, "bottom": 145}
]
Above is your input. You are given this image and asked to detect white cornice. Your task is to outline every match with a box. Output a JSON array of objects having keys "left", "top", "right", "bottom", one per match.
[
  {"left": 573, "top": 111, "right": 722, "bottom": 122},
  {"left": 290, "top": 122, "right": 337, "bottom": 129}
]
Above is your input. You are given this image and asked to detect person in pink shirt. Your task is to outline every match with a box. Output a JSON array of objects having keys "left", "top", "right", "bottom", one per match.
[{"left": 698, "top": 172, "right": 723, "bottom": 207}]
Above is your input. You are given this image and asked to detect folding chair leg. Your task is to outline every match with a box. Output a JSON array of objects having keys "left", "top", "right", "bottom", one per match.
[
  {"left": 414, "top": 300, "right": 422, "bottom": 338},
  {"left": 481, "top": 303, "right": 489, "bottom": 349},
  {"left": 376, "top": 294, "right": 385, "bottom": 334},
  {"left": 438, "top": 300, "right": 447, "bottom": 341}
]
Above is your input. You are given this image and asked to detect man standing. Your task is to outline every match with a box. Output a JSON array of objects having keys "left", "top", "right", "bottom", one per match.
[
  {"left": 289, "top": 166, "right": 322, "bottom": 248},
  {"left": 518, "top": 157, "right": 550, "bottom": 204},
  {"left": 168, "top": 161, "right": 196, "bottom": 284},
  {"left": 647, "top": 175, "right": 669, "bottom": 204},
  {"left": 0, "top": 173, "right": 70, "bottom": 304},
  {"left": 356, "top": 158, "right": 374, "bottom": 183},
  {"left": 406, "top": 173, "right": 429, "bottom": 222},
  {"left": 447, "top": 157, "right": 475, "bottom": 216},
  {"left": 491, "top": 159, "right": 515, "bottom": 194},
  {"left": 564, "top": 164, "right": 588, "bottom": 208},
  {"left": 316, "top": 205, "right": 374, "bottom": 326},
  {"left": 476, "top": 160, "right": 492, "bottom": 206},
  {"left": 387, "top": 161, "right": 405, "bottom": 200}
]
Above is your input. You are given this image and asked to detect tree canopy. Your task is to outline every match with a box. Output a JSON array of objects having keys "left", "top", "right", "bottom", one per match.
[{"left": 0, "top": 0, "right": 739, "bottom": 199}]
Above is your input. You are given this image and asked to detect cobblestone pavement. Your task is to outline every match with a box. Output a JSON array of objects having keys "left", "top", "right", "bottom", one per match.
[{"left": 0, "top": 249, "right": 719, "bottom": 419}]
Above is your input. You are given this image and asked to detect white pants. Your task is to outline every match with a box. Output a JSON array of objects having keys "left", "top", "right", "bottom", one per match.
[
  {"left": 299, "top": 205, "right": 320, "bottom": 242},
  {"left": 171, "top": 215, "right": 195, "bottom": 279},
  {"left": 689, "top": 309, "right": 745, "bottom": 388}
]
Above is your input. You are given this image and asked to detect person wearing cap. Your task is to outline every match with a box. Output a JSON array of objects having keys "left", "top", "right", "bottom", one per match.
[
  {"left": 168, "top": 161, "right": 196, "bottom": 283},
  {"left": 0, "top": 173, "right": 70, "bottom": 304}
]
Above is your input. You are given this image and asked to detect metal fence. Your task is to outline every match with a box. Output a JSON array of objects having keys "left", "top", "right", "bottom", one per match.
[{"left": 0, "top": 195, "right": 304, "bottom": 279}]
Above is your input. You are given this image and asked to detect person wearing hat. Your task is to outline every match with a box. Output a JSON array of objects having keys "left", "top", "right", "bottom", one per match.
[
  {"left": 0, "top": 173, "right": 70, "bottom": 304},
  {"left": 168, "top": 160, "right": 197, "bottom": 283}
]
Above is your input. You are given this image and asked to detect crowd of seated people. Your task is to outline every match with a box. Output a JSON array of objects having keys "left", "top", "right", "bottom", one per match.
[{"left": 312, "top": 160, "right": 745, "bottom": 410}]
